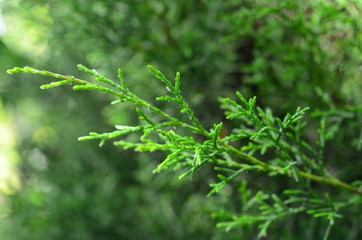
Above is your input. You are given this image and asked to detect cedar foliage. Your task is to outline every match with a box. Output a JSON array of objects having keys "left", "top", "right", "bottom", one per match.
[{"left": 3, "top": 0, "right": 362, "bottom": 239}]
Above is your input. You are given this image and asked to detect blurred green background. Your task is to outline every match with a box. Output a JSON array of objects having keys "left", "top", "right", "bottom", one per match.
[{"left": 0, "top": 1, "right": 361, "bottom": 239}]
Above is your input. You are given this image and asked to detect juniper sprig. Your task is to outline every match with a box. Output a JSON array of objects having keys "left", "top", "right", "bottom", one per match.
[{"left": 7, "top": 65, "right": 362, "bottom": 238}]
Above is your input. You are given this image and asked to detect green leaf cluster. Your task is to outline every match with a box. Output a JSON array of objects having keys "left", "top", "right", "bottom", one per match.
[{"left": 8, "top": 63, "right": 362, "bottom": 238}]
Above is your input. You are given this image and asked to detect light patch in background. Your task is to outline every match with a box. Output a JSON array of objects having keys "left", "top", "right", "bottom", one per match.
[
  {"left": 0, "top": 102, "right": 20, "bottom": 194},
  {"left": 0, "top": 0, "right": 6, "bottom": 37},
  {"left": 27, "top": 148, "right": 48, "bottom": 171},
  {"left": 1, "top": 2, "right": 52, "bottom": 61}
]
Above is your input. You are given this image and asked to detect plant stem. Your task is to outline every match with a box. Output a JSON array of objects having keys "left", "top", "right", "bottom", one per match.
[{"left": 224, "top": 144, "right": 362, "bottom": 195}]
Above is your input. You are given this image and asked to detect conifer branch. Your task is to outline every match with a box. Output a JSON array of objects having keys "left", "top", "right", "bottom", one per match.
[
  {"left": 7, "top": 64, "right": 362, "bottom": 238},
  {"left": 7, "top": 65, "right": 362, "bottom": 196}
]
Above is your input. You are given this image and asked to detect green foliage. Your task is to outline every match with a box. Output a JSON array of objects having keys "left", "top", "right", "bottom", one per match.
[
  {"left": 3, "top": 0, "right": 362, "bottom": 239},
  {"left": 225, "top": 0, "right": 362, "bottom": 110},
  {"left": 7, "top": 62, "right": 362, "bottom": 239}
]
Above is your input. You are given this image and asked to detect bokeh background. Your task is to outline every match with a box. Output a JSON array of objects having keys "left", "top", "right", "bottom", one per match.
[{"left": 0, "top": 1, "right": 362, "bottom": 239}]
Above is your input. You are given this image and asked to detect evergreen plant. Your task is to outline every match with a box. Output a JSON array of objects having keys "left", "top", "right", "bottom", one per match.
[
  {"left": 3, "top": 0, "right": 362, "bottom": 239},
  {"left": 7, "top": 62, "right": 362, "bottom": 239}
]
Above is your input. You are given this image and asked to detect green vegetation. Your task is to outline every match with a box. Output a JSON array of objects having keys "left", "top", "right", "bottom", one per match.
[{"left": 2, "top": 0, "right": 362, "bottom": 239}]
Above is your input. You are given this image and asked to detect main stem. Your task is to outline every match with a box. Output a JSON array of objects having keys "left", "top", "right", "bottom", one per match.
[{"left": 224, "top": 144, "right": 362, "bottom": 195}]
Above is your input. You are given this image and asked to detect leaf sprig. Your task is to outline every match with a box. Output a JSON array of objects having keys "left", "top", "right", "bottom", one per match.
[{"left": 7, "top": 64, "right": 362, "bottom": 238}]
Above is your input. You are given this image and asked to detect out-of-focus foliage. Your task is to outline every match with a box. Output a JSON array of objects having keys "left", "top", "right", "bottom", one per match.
[
  {"left": 1, "top": 0, "right": 362, "bottom": 239},
  {"left": 226, "top": 0, "right": 362, "bottom": 110}
]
